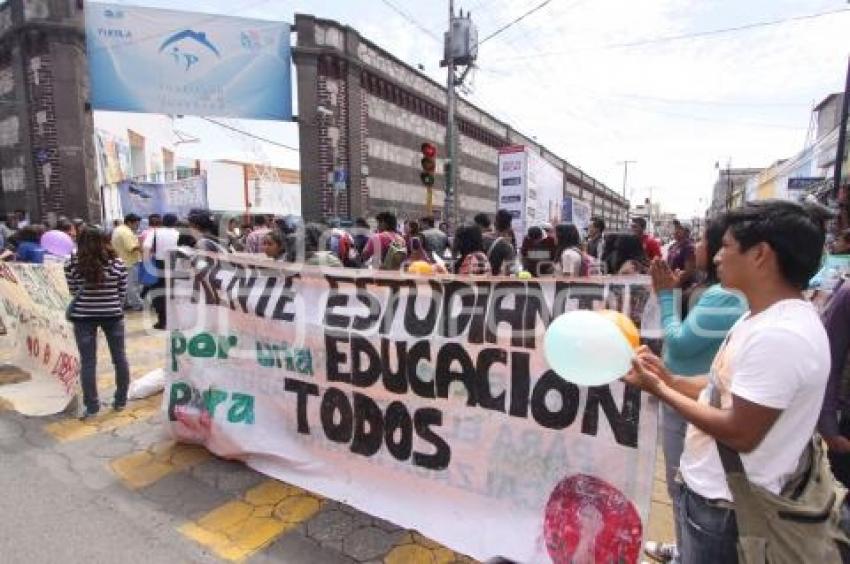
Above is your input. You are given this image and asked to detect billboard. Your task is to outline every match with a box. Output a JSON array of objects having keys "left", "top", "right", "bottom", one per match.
[
  {"left": 498, "top": 146, "right": 526, "bottom": 234},
  {"left": 498, "top": 146, "right": 564, "bottom": 237},
  {"left": 527, "top": 149, "right": 564, "bottom": 228},
  {"left": 86, "top": 3, "right": 292, "bottom": 120}
]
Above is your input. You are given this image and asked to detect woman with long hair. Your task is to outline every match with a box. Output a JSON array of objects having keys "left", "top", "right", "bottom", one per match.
[
  {"left": 453, "top": 224, "right": 491, "bottom": 276},
  {"left": 613, "top": 233, "right": 649, "bottom": 274},
  {"left": 64, "top": 226, "right": 130, "bottom": 419},
  {"left": 554, "top": 223, "right": 586, "bottom": 277},
  {"left": 643, "top": 218, "right": 747, "bottom": 563}
]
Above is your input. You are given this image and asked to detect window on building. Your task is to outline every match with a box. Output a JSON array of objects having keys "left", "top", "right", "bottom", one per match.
[
  {"left": 162, "top": 148, "right": 175, "bottom": 179},
  {"left": 128, "top": 130, "right": 146, "bottom": 179}
]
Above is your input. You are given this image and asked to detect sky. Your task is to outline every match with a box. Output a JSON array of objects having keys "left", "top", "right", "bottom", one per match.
[{"left": 101, "top": 0, "right": 850, "bottom": 218}]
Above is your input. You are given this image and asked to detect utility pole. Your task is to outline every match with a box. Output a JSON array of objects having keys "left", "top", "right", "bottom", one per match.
[
  {"left": 618, "top": 160, "right": 636, "bottom": 199},
  {"left": 834, "top": 56, "right": 850, "bottom": 230},
  {"left": 441, "top": 3, "right": 476, "bottom": 232},
  {"left": 445, "top": 0, "right": 457, "bottom": 231}
]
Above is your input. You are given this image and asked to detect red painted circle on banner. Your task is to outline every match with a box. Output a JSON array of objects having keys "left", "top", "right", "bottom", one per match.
[{"left": 543, "top": 474, "right": 642, "bottom": 564}]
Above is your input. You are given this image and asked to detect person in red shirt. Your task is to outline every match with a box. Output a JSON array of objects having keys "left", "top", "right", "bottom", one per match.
[{"left": 631, "top": 217, "right": 662, "bottom": 260}]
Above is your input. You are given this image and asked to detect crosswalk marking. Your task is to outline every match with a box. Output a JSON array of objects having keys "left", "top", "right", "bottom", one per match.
[
  {"left": 110, "top": 439, "right": 211, "bottom": 489},
  {"left": 179, "top": 479, "right": 324, "bottom": 562}
]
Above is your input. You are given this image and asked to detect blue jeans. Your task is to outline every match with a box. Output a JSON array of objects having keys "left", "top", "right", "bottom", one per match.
[
  {"left": 662, "top": 404, "right": 688, "bottom": 551},
  {"left": 73, "top": 318, "right": 130, "bottom": 413},
  {"left": 677, "top": 484, "right": 739, "bottom": 564}
]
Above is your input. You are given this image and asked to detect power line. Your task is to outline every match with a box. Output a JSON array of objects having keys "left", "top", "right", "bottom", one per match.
[
  {"left": 500, "top": 6, "right": 850, "bottom": 60},
  {"left": 477, "top": 0, "right": 557, "bottom": 47},
  {"left": 200, "top": 117, "right": 298, "bottom": 151},
  {"left": 378, "top": 0, "right": 441, "bottom": 42}
]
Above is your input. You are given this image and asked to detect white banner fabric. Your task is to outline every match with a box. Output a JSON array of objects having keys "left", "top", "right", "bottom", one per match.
[
  {"left": 0, "top": 263, "right": 78, "bottom": 415},
  {"left": 165, "top": 252, "right": 660, "bottom": 563}
]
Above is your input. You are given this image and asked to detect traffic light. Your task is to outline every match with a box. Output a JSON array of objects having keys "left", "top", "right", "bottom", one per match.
[{"left": 420, "top": 142, "right": 436, "bottom": 187}]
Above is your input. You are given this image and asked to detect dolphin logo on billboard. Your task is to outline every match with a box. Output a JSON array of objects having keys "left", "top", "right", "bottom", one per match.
[{"left": 159, "top": 30, "right": 221, "bottom": 70}]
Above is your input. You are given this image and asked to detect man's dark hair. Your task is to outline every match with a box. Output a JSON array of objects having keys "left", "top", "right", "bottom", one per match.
[
  {"left": 452, "top": 224, "right": 484, "bottom": 262},
  {"left": 162, "top": 213, "right": 178, "bottom": 227},
  {"left": 56, "top": 217, "right": 74, "bottom": 234},
  {"left": 723, "top": 199, "right": 826, "bottom": 290},
  {"left": 354, "top": 217, "right": 369, "bottom": 229},
  {"left": 376, "top": 211, "right": 398, "bottom": 232},
  {"left": 632, "top": 217, "right": 647, "bottom": 230},
  {"left": 527, "top": 226, "right": 543, "bottom": 241},
  {"left": 473, "top": 213, "right": 491, "bottom": 230},
  {"left": 124, "top": 213, "right": 141, "bottom": 224},
  {"left": 494, "top": 209, "right": 513, "bottom": 232},
  {"left": 591, "top": 217, "right": 605, "bottom": 232},
  {"left": 304, "top": 223, "right": 325, "bottom": 254},
  {"left": 253, "top": 214, "right": 268, "bottom": 227},
  {"left": 148, "top": 214, "right": 162, "bottom": 227},
  {"left": 188, "top": 209, "right": 216, "bottom": 234},
  {"left": 17, "top": 225, "right": 41, "bottom": 243},
  {"left": 420, "top": 216, "right": 435, "bottom": 229}
]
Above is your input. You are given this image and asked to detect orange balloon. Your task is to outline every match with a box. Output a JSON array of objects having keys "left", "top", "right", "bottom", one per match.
[
  {"left": 596, "top": 310, "right": 640, "bottom": 350},
  {"left": 408, "top": 261, "right": 434, "bottom": 275}
]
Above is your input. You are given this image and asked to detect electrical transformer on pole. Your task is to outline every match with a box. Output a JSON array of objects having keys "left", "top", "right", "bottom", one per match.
[{"left": 442, "top": 2, "right": 477, "bottom": 231}]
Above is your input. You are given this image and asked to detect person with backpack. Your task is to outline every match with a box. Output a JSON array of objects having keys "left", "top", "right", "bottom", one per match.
[
  {"left": 483, "top": 210, "right": 517, "bottom": 275},
  {"left": 642, "top": 218, "right": 747, "bottom": 563},
  {"left": 453, "top": 224, "right": 491, "bottom": 276},
  {"left": 625, "top": 200, "right": 843, "bottom": 563},
  {"left": 554, "top": 223, "right": 588, "bottom": 277},
  {"left": 521, "top": 225, "right": 556, "bottom": 277},
  {"left": 361, "top": 211, "right": 407, "bottom": 270}
]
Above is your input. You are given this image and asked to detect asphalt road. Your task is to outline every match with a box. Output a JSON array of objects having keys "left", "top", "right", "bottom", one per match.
[{"left": 0, "top": 313, "right": 674, "bottom": 563}]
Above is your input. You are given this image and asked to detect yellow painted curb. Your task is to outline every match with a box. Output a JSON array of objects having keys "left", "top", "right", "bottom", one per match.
[
  {"left": 44, "top": 393, "right": 162, "bottom": 443},
  {"left": 110, "top": 440, "right": 211, "bottom": 489},
  {"left": 180, "top": 479, "right": 324, "bottom": 562}
]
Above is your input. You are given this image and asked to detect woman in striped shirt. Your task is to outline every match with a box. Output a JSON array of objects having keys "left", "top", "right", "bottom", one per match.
[{"left": 65, "top": 226, "right": 130, "bottom": 419}]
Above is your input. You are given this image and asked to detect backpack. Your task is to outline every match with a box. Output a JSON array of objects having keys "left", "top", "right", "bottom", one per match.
[
  {"left": 381, "top": 234, "right": 408, "bottom": 271},
  {"left": 710, "top": 385, "right": 850, "bottom": 563}
]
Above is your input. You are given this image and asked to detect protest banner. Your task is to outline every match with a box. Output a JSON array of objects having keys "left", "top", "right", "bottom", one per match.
[
  {"left": 165, "top": 251, "right": 660, "bottom": 563},
  {"left": 0, "top": 263, "right": 78, "bottom": 415},
  {"left": 116, "top": 176, "right": 208, "bottom": 219}
]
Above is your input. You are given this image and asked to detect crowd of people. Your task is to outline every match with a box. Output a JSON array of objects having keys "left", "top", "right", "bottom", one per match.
[{"left": 4, "top": 200, "right": 850, "bottom": 563}]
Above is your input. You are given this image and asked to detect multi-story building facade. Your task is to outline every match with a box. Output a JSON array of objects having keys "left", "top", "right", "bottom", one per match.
[
  {"left": 708, "top": 167, "right": 763, "bottom": 217},
  {"left": 0, "top": 0, "right": 98, "bottom": 222},
  {"left": 292, "top": 14, "right": 629, "bottom": 229}
]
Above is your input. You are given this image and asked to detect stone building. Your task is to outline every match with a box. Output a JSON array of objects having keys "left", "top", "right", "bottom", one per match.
[
  {"left": 0, "top": 0, "right": 99, "bottom": 222},
  {"left": 292, "top": 14, "right": 628, "bottom": 228}
]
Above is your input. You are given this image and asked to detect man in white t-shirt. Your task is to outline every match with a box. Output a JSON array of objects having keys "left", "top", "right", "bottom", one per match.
[
  {"left": 625, "top": 200, "right": 830, "bottom": 563},
  {"left": 143, "top": 213, "right": 180, "bottom": 330}
]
